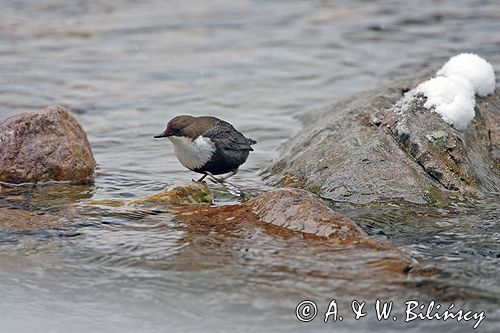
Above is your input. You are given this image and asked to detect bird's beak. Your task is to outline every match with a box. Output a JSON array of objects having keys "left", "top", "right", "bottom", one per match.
[{"left": 153, "top": 130, "right": 172, "bottom": 139}]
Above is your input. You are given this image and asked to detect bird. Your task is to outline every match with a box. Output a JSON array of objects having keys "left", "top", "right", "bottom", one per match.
[{"left": 154, "top": 115, "right": 256, "bottom": 183}]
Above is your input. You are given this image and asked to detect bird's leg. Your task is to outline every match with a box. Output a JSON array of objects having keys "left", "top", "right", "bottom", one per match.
[
  {"left": 194, "top": 173, "right": 208, "bottom": 183},
  {"left": 205, "top": 169, "right": 238, "bottom": 184},
  {"left": 205, "top": 171, "right": 222, "bottom": 183},
  {"left": 220, "top": 169, "right": 238, "bottom": 181}
]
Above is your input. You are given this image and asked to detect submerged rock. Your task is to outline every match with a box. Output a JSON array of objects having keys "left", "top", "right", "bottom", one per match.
[
  {"left": 264, "top": 70, "right": 500, "bottom": 204},
  {"left": 177, "top": 188, "right": 367, "bottom": 242},
  {"left": 176, "top": 188, "right": 367, "bottom": 242},
  {"left": 0, "top": 105, "right": 95, "bottom": 184},
  {"left": 0, "top": 208, "right": 62, "bottom": 231},
  {"left": 176, "top": 188, "right": 416, "bottom": 274}
]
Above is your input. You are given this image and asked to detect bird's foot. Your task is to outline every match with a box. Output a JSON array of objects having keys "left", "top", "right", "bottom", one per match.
[
  {"left": 200, "top": 171, "right": 242, "bottom": 197},
  {"left": 206, "top": 172, "right": 224, "bottom": 184},
  {"left": 205, "top": 170, "right": 238, "bottom": 184}
]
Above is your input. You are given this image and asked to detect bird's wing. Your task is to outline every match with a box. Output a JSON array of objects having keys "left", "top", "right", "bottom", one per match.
[{"left": 203, "top": 121, "right": 256, "bottom": 151}]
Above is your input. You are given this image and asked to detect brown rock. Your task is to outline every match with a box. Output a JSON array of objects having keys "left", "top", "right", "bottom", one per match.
[
  {"left": 248, "top": 188, "right": 367, "bottom": 243},
  {"left": 0, "top": 105, "right": 95, "bottom": 184},
  {"left": 177, "top": 188, "right": 365, "bottom": 243},
  {"left": 0, "top": 207, "right": 62, "bottom": 231},
  {"left": 175, "top": 188, "right": 417, "bottom": 274}
]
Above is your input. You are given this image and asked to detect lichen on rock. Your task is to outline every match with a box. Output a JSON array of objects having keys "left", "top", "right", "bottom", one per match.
[
  {"left": 130, "top": 182, "right": 213, "bottom": 206},
  {"left": 79, "top": 181, "right": 213, "bottom": 211}
]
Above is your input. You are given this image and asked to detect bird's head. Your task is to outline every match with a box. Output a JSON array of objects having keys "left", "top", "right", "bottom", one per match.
[
  {"left": 154, "top": 115, "right": 217, "bottom": 141},
  {"left": 154, "top": 115, "right": 196, "bottom": 139}
]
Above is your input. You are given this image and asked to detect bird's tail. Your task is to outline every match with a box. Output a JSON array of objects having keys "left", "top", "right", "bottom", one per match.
[{"left": 248, "top": 138, "right": 257, "bottom": 145}]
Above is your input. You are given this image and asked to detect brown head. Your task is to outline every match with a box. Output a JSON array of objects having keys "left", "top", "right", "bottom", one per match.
[{"left": 154, "top": 115, "right": 218, "bottom": 140}]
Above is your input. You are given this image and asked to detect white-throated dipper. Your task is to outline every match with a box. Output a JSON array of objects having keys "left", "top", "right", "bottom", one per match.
[{"left": 154, "top": 115, "right": 256, "bottom": 183}]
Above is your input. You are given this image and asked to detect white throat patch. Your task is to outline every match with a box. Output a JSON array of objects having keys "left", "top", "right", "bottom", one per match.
[{"left": 168, "top": 135, "right": 216, "bottom": 170}]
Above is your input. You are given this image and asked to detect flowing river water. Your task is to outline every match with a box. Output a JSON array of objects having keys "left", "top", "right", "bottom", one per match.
[{"left": 0, "top": 0, "right": 499, "bottom": 332}]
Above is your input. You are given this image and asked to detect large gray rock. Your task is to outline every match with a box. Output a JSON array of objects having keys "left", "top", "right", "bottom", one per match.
[
  {"left": 0, "top": 105, "right": 95, "bottom": 184},
  {"left": 264, "top": 71, "right": 499, "bottom": 204}
]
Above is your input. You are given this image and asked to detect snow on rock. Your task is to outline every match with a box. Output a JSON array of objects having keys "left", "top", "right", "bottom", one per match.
[
  {"left": 437, "top": 53, "right": 495, "bottom": 96},
  {"left": 403, "top": 53, "right": 496, "bottom": 131},
  {"left": 414, "top": 76, "right": 475, "bottom": 130}
]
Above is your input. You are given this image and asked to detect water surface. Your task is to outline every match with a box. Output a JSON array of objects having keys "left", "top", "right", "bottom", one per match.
[{"left": 1, "top": 0, "right": 499, "bottom": 332}]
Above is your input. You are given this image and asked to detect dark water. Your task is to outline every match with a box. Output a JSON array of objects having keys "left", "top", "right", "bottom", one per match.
[{"left": 1, "top": 0, "right": 499, "bottom": 332}]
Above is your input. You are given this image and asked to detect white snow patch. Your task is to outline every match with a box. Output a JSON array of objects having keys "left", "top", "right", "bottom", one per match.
[
  {"left": 403, "top": 53, "right": 496, "bottom": 130},
  {"left": 414, "top": 76, "right": 475, "bottom": 130},
  {"left": 437, "top": 53, "right": 495, "bottom": 96}
]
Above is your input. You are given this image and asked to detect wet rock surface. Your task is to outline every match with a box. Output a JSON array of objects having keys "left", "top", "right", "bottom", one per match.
[
  {"left": 0, "top": 105, "right": 95, "bottom": 184},
  {"left": 81, "top": 181, "right": 213, "bottom": 209},
  {"left": 0, "top": 208, "right": 62, "bottom": 231},
  {"left": 176, "top": 188, "right": 417, "bottom": 274},
  {"left": 248, "top": 188, "right": 366, "bottom": 242},
  {"left": 264, "top": 70, "right": 500, "bottom": 204},
  {"left": 130, "top": 182, "right": 213, "bottom": 206},
  {"left": 176, "top": 188, "right": 367, "bottom": 242},
  {"left": 0, "top": 179, "right": 420, "bottom": 277}
]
